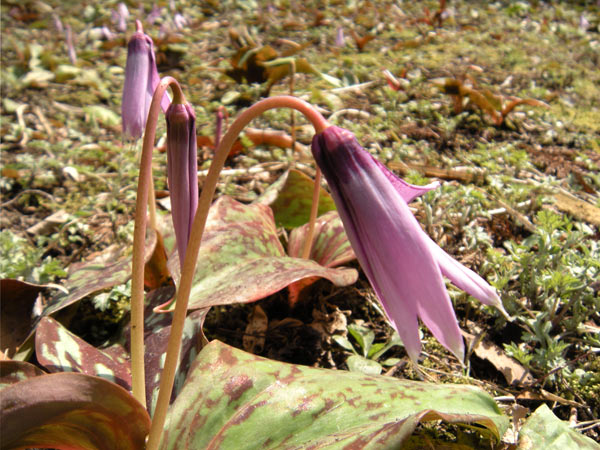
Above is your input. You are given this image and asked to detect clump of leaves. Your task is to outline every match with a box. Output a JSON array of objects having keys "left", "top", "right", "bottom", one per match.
[
  {"left": 224, "top": 37, "right": 315, "bottom": 95},
  {"left": 333, "top": 322, "right": 404, "bottom": 375},
  {"left": 433, "top": 72, "right": 549, "bottom": 126},
  {"left": 0, "top": 231, "right": 66, "bottom": 284},
  {"left": 491, "top": 211, "right": 599, "bottom": 385}
]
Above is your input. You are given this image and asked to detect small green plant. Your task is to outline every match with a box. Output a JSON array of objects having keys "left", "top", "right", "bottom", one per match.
[
  {"left": 497, "top": 211, "right": 600, "bottom": 383},
  {"left": 333, "top": 322, "right": 404, "bottom": 375},
  {"left": 0, "top": 230, "right": 66, "bottom": 283}
]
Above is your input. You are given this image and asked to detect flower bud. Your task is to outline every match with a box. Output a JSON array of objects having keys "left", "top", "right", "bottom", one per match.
[
  {"left": 121, "top": 21, "right": 170, "bottom": 140},
  {"left": 166, "top": 102, "right": 198, "bottom": 266}
]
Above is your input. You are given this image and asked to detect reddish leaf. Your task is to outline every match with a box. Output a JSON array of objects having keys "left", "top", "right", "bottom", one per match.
[
  {"left": 287, "top": 211, "right": 357, "bottom": 306},
  {"left": 288, "top": 211, "right": 355, "bottom": 267},
  {"left": 0, "top": 360, "right": 46, "bottom": 390},
  {"left": 35, "top": 316, "right": 132, "bottom": 391},
  {"left": 1, "top": 372, "right": 150, "bottom": 450},
  {"left": 0, "top": 279, "right": 47, "bottom": 358},
  {"left": 265, "top": 169, "right": 337, "bottom": 229},
  {"left": 159, "top": 197, "right": 356, "bottom": 312},
  {"left": 144, "top": 229, "right": 173, "bottom": 290},
  {"left": 349, "top": 29, "right": 375, "bottom": 51}
]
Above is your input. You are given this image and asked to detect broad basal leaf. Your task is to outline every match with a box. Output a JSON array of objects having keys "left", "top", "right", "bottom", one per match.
[
  {"left": 43, "top": 228, "right": 158, "bottom": 319},
  {"left": 517, "top": 404, "right": 599, "bottom": 450},
  {"left": 0, "top": 278, "right": 52, "bottom": 359},
  {"left": 134, "top": 287, "right": 208, "bottom": 415},
  {"left": 288, "top": 210, "right": 355, "bottom": 267},
  {"left": 159, "top": 340, "right": 509, "bottom": 449},
  {"left": 159, "top": 196, "right": 356, "bottom": 312},
  {"left": 0, "top": 371, "right": 150, "bottom": 450},
  {"left": 287, "top": 211, "right": 356, "bottom": 306},
  {"left": 35, "top": 316, "right": 131, "bottom": 391},
  {"left": 260, "top": 169, "right": 337, "bottom": 229},
  {"left": 0, "top": 360, "right": 45, "bottom": 390}
]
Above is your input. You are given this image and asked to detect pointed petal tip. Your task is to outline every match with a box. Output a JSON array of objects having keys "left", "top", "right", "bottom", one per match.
[
  {"left": 481, "top": 286, "right": 513, "bottom": 321},
  {"left": 493, "top": 297, "right": 513, "bottom": 322}
]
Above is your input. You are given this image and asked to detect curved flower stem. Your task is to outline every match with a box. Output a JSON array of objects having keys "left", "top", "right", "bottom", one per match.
[
  {"left": 130, "top": 76, "right": 184, "bottom": 409},
  {"left": 146, "top": 95, "right": 329, "bottom": 450}
]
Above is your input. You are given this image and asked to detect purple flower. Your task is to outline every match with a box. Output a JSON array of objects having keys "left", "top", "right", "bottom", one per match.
[
  {"left": 173, "top": 13, "right": 188, "bottom": 31},
  {"left": 166, "top": 101, "right": 198, "bottom": 266},
  {"left": 65, "top": 24, "right": 77, "bottom": 65},
  {"left": 121, "top": 21, "right": 170, "bottom": 140},
  {"left": 335, "top": 26, "right": 346, "bottom": 47},
  {"left": 312, "top": 126, "right": 506, "bottom": 362},
  {"left": 112, "top": 2, "right": 130, "bottom": 33}
]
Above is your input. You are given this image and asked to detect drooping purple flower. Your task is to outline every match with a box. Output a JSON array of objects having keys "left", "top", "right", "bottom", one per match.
[
  {"left": 173, "top": 13, "right": 188, "bottom": 31},
  {"left": 52, "top": 14, "right": 64, "bottom": 33},
  {"left": 121, "top": 20, "right": 170, "bottom": 140},
  {"left": 65, "top": 24, "right": 77, "bottom": 65},
  {"left": 166, "top": 101, "right": 198, "bottom": 266},
  {"left": 335, "top": 26, "right": 346, "bottom": 47},
  {"left": 112, "top": 2, "right": 130, "bottom": 32},
  {"left": 147, "top": 5, "right": 164, "bottom": 25},
  {"left": 312, "top": 126, "right": 506, "bottom": 362}
]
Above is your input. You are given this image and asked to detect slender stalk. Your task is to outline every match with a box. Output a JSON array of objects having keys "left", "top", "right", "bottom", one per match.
[
  {"left": 130, "top": 76, "right": 183, "bottom": 409},
  {"left": 301, "top": 167, "right": 321, "bottom": 259},
  {"left": 148, "top": 177, "right": 157, "bottom": 231},
  {"left": 146, "top": 95, "right": 329, "bottom": 450}
]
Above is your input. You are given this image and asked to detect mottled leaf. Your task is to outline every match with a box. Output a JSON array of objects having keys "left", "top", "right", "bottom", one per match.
[
  {"left": 160, "top": 197, "right": 356, "bottom": 312},
  {"left": 1, "top": 372, "right": 150, "bottom": 450},
  {"left": 288, "top": 210, "right": 355, "bottom": 267},
  {"left": 122, "top": 286, "right": 208, "bottom": 414},
  {"left": 159, "top": 341, "right": 508, "bottom": 449},
  {"left": 287, "top": 211, "right": 356, "bottom": 305},
  {"left": 0, "top": 360, "right": 45, "bottom": 390},
  {"left": 0, "top": 279, "right": 48, "bottom": 358},
  {"left": 44, "top": 229, "right": 158, "bottom": 318},
  {"left": 35, "top": 316, "right": 131, "bottom": 391},
  {"left": 265, "top": 169, "right": 337, "bottom": 229},
  {"left": 517, "top": 404, "right": 599, "bottom": 450}
]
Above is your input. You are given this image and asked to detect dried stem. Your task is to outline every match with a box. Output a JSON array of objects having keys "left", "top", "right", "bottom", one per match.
[
  {"left": 146, "top": 95, "right": 329, "bottom": 450},
  {"left": 130, "top": 76, "right": 184, "bottom": 409}
]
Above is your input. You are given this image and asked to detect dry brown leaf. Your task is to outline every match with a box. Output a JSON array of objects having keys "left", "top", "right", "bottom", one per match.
[
  {"left": 552, "top": 191, "right": 600, "bottom": 226},
  {"left": 388, "top": 160, "right": 487, "bottom": 185},
  {"left": 517, "top": 389, "right": 586, "bottom": 408},
  {"left": 310, "top": 308, "right": 347, "bottom": 342},
  {"left": 463, "top": 324, "right": 534, "bottom": 386},
  {"left": 243, "top": 305, "right": 268, "bottom": 354}
]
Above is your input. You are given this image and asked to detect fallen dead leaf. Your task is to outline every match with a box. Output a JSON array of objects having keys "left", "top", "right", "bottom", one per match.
[
  {"left": 463, "top": 321, "right": 534, "bottom": 386},
  {"left": 243, "top": 305, "right": 268, "bottom": 354},
  {"left": 552, "top": 191, "right": 600, "bottom": 226}
]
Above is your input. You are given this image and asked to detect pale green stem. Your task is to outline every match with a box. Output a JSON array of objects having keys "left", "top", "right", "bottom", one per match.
[
  {"left": 146, "top": 95, "right": 329, "bottom": 450},
  {"left": 130, "top": 76, "right": 184, "bottom": 409},
  {"left": 301, "top": 167, "right": 321, "bottom": 259}
]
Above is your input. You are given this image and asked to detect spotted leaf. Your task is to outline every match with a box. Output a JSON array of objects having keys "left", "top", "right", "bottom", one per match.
[
  {"left": 1, "top": 372, "right": 150, "bottom": 450},
  {"left": 35, "top": 316, "right": 131, "bottom": 391},
  {"left": 159, "top": 340, "right": 508, "bottom": 449},
  {"left": 288, "top": 210, "right": 355, "bottom": 267},
  {"left": 261, "top": 169, "right": 337, "bottom": 229},
  {"left": 159, "top": 196, "right": 356, "bottom": 312},
  {"left": 0, "top": 360, "right": 46, "bottom": 390}
]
